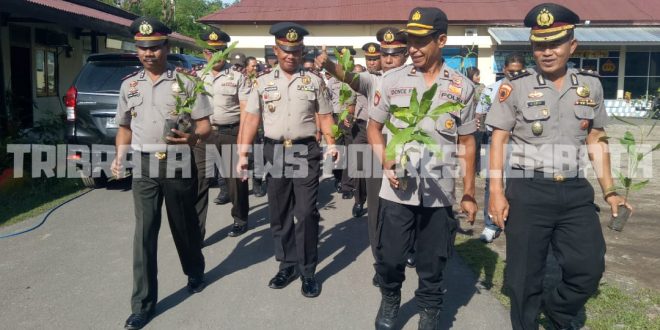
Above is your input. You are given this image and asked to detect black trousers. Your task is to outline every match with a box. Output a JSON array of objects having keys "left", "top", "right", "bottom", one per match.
[
  {"left": 131, "top": 153, "right": 205, "bottom": 314},
  {"left": 504, "top": 177, "right": 605, "bottom": 330},
  {"left": 332, "top": 114, "right": 344, "bottom": 183},
  {"left": 194, "top": 125, "right": 250, "bottom": 240},
  {"left": 375, "top": 198, "right": 457, "bottom": 309},
  {"left": 341, "top": 119, "right": 368, "bottom": 205},
  {"left": 264, "top": 139, "right": 322, "bottom": 277},
  {"left": 366, "top": 176, "right": 382, "bottom": 259}
]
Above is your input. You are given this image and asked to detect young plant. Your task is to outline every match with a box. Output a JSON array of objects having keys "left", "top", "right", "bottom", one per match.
[
  {"left": 384, "top": 84, "right": 463, "bottom": 189},
  {"left": 602, "top": 108, "right": 660, "bottom": 230},
  {"left": 331, "top": 48, "right": 359, "bottom": 138}
]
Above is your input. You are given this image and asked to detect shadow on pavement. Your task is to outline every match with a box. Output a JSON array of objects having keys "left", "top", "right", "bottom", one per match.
[{"left": 315, "top": 216, "right": 370, "bottom": 283}]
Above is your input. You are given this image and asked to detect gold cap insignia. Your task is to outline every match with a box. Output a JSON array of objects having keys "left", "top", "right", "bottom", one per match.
[
  {"left": 286, "top": 29, "right": 298, "bottom": 42},
  {"left": 139, "top": 21, "right": 153, "bottom": 35},
  {"left": 383, "top": 30, "right": 394, "bottom": 43},
  {"left": 412, "top": 10, "right": 422, "bottom": 21},
  {"left": 368, "top": 45, "right": 376, "bottom": 53},
  {"left": 537, "top": 8, "right": 554, "bottom": 27},
  {"left": 209, "top": 32, "right": 219, "bottom": 41}
]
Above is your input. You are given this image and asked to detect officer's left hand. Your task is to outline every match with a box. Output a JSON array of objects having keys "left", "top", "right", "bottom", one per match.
[
  {"left": 166, "top": 129, "right": 199, "bottom": 146},
  {"left": 460, "top": 195, "right": 478, "bottom": 225},
  {"left": 324, "top": 144, "right": 340, "bottom": 164},
  {"left": 606, "top": 193, "right": 632, "bottom": 217}
]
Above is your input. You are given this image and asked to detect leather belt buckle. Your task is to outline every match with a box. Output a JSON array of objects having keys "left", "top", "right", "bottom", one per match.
[
  {"left": 155, "top": 152, "right": 167, "bottom": 160},
  {"left": 283, "top": 139, "right": 293, "bottom": 148}
]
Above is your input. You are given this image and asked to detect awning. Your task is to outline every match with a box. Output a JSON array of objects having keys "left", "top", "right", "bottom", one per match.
[{"left": 489, "top": 27, "right": 660, "bottom": 46}]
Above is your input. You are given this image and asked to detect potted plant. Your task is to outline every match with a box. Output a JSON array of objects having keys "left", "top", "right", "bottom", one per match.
[
  {"left": 604, "top": 107, "right": 660, "bottom": 231},
  {"left": 384, "top": 84, "right": 463, "bottom": 190},
  {"left": 163, "top": 41, "right": 238, "bottom": 141}
]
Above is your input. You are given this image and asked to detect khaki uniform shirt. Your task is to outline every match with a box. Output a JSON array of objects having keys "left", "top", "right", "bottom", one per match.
[
  {"left": 197, "top": 62, "right": 251, "bottom": 125},
  {"left": 246, "top": 67, "right": 333, "bottom": 140},
  {"left": 327, "top": 76, "right": 356, "bottom": 114},
  {"left": 116, "top": 66, "right": 213, "bottom": 152},
  {"left": 485, "top": 67, "right": 608, "bottom": 175},
  {"left": 370, "top": 63, "right": 477, "bottom": 207}
]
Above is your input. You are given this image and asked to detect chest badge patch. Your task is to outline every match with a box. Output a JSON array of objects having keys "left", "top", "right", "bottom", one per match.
[
  {"left": 576, "top": 85, "right": 590, "bottom": 98},
  {"left": 301, "top": 75, "right": 311, "bottom": 85},
  {"left": 528, "top": 91, "right": 543, "bottom": 98}
]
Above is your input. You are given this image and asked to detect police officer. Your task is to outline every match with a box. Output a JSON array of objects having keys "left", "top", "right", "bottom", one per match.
[
  {"left": 368, "top": 8, "right": 478, "bottom": 329},
  {"left": 194, "top": 30, "right": 251, "bottom": 240},
  {"left": 316, "top": 27, "right": 410, "bottom": 286},
  {"left": 486, "top": 4, "right": 632, "bottom": 329},
  {"left": 236, "top": 22, "right": 338, "bottom": 298},
  {"left": 362, "top": 42, "right": 382, "bottom": 73},
  {"left": 111, "top": 17, "right": 211, "bottom": 330}
]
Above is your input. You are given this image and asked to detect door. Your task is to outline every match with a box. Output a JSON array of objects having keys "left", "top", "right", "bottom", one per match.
[{"left": 10, "top": 46, "right": 33, "bottom": 128}]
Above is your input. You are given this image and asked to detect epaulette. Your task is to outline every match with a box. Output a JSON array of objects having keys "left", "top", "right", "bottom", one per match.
[
  {"left": 175, "top": 66, "right": 197, "bottom": 77},
  {"left": 306, "top": 68, "right": 322, "bottom": 78},
  {"left": 505, "top": 69, "right": 531, "bottom": 81},
  {"left": 231, "top": 65, "right": 247, "bottom": 76},
  {"left": 577, "top": 68, "right": 600, "bottom": 78},
  {"left": 121, "top": 70, "right": 140, "bottom": 81},
  {"left": 256, "top": 69, "right": 271, "bottom": 78},
  {"left": 193, "top": 64, "right": 204, "bottom": 71}
]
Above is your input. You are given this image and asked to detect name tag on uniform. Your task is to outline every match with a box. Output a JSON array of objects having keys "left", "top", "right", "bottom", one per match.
[
  {"left": 527, "top": 100, "right": 546, "bottom": 107},
  {"left": 297, "top": 85, "right": 315, "bottom": 92},
  {"left": 575, "top": 98, "right": 597, "bottom": 107},
  {"left": 265, "top": 86, "right": 278, "bottom": 91},
  {"left": 389, "top": 87, "right": 414, "bottom": 97},
  {"left": 128, "top": 91, "right": 140, "bottom": 98},
  {"left": 221, "top": 82, "right": 237, "bottom": 87}
]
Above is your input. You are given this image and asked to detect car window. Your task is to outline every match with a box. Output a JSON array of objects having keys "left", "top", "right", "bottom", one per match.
[{"left": 76, "top": 61, "right": 141, "bottom": 93}]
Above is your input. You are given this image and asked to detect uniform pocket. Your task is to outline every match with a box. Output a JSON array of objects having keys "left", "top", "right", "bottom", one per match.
[
  {"left": 297, "top": 91, "right": 317, "bottom": 101},
  {"left": 434, "top": 113, "right": 458, "bottom": 137},
  {"left": 519, "top": 106, "right": 551, "bottom": 140},
  {"left": 573, "top": 105, "right": 594, "bottom": 139}
]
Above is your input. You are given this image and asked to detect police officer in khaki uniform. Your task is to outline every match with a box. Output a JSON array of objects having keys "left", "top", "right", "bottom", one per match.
[
  {"left": 194, "top": 30, "right": 251, "bottom": 240},
  {"left": 368, "top": 8, "right": 478, "bottom": 329},
  {"left": 316, "top": 27, "right": 410, "bottom": 287},
  {"left": 111, "top": 17, "right": 211, "bottom": 330},
  {"left": 362, "top": 42, "right": 382, "bottom": 73},
  {"left": 236, "top": 22, "right": 338, "bottom": 298},
  {"left": 486, "top": 4, "right": 632, "bottom": 329}
]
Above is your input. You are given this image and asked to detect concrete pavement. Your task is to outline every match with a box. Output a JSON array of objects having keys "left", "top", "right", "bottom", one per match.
[{"left": 0, "top": 177, "right": 509, "bottom": 329}]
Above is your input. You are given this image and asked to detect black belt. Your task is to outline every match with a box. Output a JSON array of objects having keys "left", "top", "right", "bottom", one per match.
[
  {"left": 212, "top": 122, "right": 240, "bottom": 130},
  {"left": 510, "top": 169, "right": 580, "bottom": 182},
  {"left": 264, "top": 136, "right": 316, "bottom": 148}
]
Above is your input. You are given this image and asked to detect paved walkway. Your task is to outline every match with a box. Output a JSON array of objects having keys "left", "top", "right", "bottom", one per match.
[{"left": 0, "top": 178, "right": 509, "bottom": 329}]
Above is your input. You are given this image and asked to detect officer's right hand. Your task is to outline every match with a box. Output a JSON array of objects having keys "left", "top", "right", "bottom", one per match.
[
  {"left": 314, "top": 46, "right": 328, "bottom": 71},
  {"left": 488, "top": 191, "right": 509, "bottom": 229},
  {"left": 236, "top": 155, "right": 249, "bottom": 182},
  {"left": 383, "top": 160, "right": 400, "bottom": 189},
  {"left": 111, "top": 157, "right": 123, "bottom": 179}
]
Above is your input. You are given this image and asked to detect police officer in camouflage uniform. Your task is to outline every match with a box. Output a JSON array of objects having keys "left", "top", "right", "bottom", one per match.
[
  {"left": 111, "top": 17, "right": 211, "bottom": 330},
  {"left": 316, "top": 27, "right": 410, "bottom": 287},
  {"left": 486, "top": 4, "right": 632, "bottom": 329},
  {"left": 194, "top": 30, "right": 251, "bottom": 240},
  {"left": 368, "top": 8, "right": 478, "bottom": 329},
  {"left": 236, "top": 22, "right": 338, "bottom": 298}
]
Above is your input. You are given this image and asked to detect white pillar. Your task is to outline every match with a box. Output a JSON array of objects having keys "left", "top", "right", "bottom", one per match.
[{"left": 617, "top": 46, "right": 626, "bottom": 99}]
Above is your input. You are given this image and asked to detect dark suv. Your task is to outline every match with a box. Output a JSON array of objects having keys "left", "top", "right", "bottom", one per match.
[{"left": 64, "top": 52, "right": 205, "bottom": 186}]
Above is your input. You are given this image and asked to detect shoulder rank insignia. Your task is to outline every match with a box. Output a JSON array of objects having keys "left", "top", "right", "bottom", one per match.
[
  {"left": 122, "top": 70, "right": 141, "bottom": 81},
  {"left": 498, "top": 83, "right": 513, "bottom": 103},
  {"left": 175, "top": 67, "right": 197, "bottom": 77},
  {"left": 577, "top": 68, "right": 600, "bottom": 77},
  {"left": 505, "top": 69, "right": 530, "bottom": 81}
]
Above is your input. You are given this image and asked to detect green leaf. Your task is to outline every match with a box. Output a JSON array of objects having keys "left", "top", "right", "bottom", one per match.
[
  {"left": 623, "top": 177, "right": 632, "bottom": 188},
  {"left": 419, "top": 84, "right": 438, "bottom": 117},
  {"left": 392, "top": 108, "right": 415, "bottom": 125},
  {"left": 384, "top": 121, "right": 400, "bottom": 134},
  {"left": 410, "top": 88, "right": 420, "bottom": 122},
  {"left": 631, "top": 179, "right": 650, "bottom": 191},
  {"left": 331, "top": 124, "right": 343, "bottom": 138},
  {"left": 411, "top": 132, "right": 442, "bottom": 157},
  {"left": 428, "top": 102, "right": 464, "bottom": 121},
  {"left": 385, "top": 127, "right": 415, "bottom": 161},
  {"left": 652, "top": 143, "right": 660, "bottom": 152},
  {"left": 339, "top": 109, "right": 350, "bottom": 121},
  {"left": 637, "top": 152, "right": 645, "bottom": 161}
]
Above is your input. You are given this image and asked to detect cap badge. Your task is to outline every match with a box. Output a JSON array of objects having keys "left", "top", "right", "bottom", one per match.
[
  {"left": 286, "top": 29, "right": 298, "bottom": 42},
  {"left": 139, "top": 21, "right": 153, "bottom": 35},
  {"left": 412, "top": 10, "right": 422, "bottom": 21},
  {"left": 209, "top": 32, "right": 219, "bottom": 41},
  {"left": 384, "top": 30, "right": 395, "bottom": 43},
  {"left": 368, "top": 45, "right": 376, "bottom": 53},
  {"left": 537, "top": 8, "right": 554, "bottom": 27}
]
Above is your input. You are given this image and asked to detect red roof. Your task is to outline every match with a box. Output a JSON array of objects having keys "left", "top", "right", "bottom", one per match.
[
  {"left": 25, "top": 0, "right": 196, "bottom": 45},
  {"left": 200, "top": 0, "right": 660, "bottom": 25}
]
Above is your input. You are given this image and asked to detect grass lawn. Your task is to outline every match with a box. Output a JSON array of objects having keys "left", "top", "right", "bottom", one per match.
[
  {"left": 0, "top": 176, "right": 88, "bottom": 228},
  {"left": 454, "top": 234, "right": 660, "bottom": 329}
]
